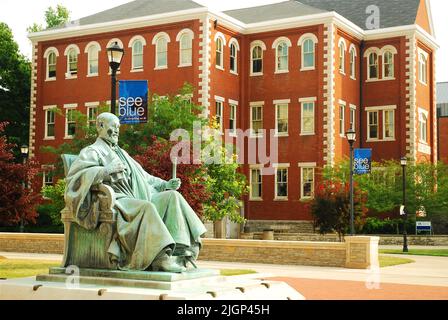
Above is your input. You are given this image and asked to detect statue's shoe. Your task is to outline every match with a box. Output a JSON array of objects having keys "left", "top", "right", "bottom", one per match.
[{"left": 151, "top": 255, "right": 187, "bottom": 273}]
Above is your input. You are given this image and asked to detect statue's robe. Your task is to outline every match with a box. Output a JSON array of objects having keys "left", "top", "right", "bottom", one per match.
[{"left": 65, "top": 138, "right": 207, "bottom": 271}]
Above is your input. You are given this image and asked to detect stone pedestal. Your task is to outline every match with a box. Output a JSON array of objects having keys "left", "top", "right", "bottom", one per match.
[
  {"left": 345, "top": 236, "right": 380, "bottom": 269},
  {"left": 0, "top": 268, "right": 305, "bottom": 300}
]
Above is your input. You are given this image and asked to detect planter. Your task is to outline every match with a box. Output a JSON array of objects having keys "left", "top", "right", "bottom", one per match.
[{"left": 262, "top": 229, "right": 274, "bottom": 240}]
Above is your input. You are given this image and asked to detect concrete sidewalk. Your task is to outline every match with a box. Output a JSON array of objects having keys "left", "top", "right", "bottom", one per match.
[{"left": 1, "top": 251, "right": 447, "bottom": 288}]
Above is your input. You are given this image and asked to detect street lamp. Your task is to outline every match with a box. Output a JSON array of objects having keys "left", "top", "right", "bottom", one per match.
[
  {"left": 20, "top": 145, "right": 29, "bottom": 233},
  {"left": 346, "top": 129, "right": 356, "bottom": 236},
  {"left": 401, "top": 157, "right": 409, "bottom": 253},
  {"left": 107, "top": 42, "right": 124, "bottom": 115}
]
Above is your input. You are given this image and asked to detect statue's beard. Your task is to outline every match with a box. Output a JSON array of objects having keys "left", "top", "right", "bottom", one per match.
[{"left": 103, "top": 129, "right": 119, "bottom": 145}]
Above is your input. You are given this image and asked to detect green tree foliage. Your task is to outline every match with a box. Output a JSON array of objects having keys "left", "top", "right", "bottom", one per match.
[
  {"left": 0, "top": 23, "right": 31, "bottom": 149},
  {"left": 40, "top": 179, "right": 66, "bottom": 226},
  {"left": 323, "top": 160, "right": 448, "bottom": 218},
  {"left": 310, "top": 181, "right": 367, "bottom": 241},
  {"left": 27, "top": 4, "right": 70, "bottom": 33}
]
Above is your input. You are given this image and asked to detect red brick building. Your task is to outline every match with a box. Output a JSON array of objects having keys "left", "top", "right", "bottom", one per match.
[
  {"left": 28, "top": 0, "right": 438, "bottom": 224},
  {"left": 437, "top": 82, "right": 448, "bottom": 163}
]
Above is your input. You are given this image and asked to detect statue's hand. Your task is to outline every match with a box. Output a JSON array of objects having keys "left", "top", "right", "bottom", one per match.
[
  {"left": 105, "top": 158, "right": 125, "bottom": 175},
  {"left": 165, "top": 178, "right": 181, "bottom": 191}
]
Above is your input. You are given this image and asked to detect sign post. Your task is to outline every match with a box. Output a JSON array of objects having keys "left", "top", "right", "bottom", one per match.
[{"left": 118, "top": 80, "right": 148, "bottom": 124}]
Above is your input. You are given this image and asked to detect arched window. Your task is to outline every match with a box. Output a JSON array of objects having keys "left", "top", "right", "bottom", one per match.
[
  {"left": 152, "top": 32, "right": 170, "bottom": 69},
  {"left": 252, "top": 46, "right": 263, "bottom": 74},
  {"left": 383, "top": 51, "right": 394, "bottom": 79},
  {"left": 368, "top": 52, "right": 378, "bottom": 79},
  {"left": 180, "top": 34, "right": 192, "bottom": 66},
  {"left": 229, "top": 38, "right": 240, "bottom": 73},
  {"left": 419, "top": 51, "right": 428, "bottom": 84},
  {"left": 64, "top": 45, "right": 79, "bottom": 78},
  {"left": 419, "top": 111, "right": 428, "bottom": 143},
  {"left": 338, "top": 39, "right": 347, "bottom": 74},
  {"left": 216, "top": 38, "right": 223, "bottom": 68},
  {"left": 85, "top": 42, "right": 101, "bottom": 76},
  {"left": 276, "top": 42, "right": 289, "bottom": 72},
  {"left": 298, "top": 34, "right": 318, "bottom": 71},
  {"left": 133, "top": 41, "right": 144, "bottom": 70},
  {"left": 349, "top": 46, "right": 357, "bottom": 79},
  {"left": 44, "top": 47, "right": 59, "bottom": 80}
]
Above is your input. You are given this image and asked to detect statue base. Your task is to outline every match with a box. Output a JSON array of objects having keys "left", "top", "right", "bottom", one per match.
[{"left": 0, "top": 268, "right": 305, "bottom": 300}]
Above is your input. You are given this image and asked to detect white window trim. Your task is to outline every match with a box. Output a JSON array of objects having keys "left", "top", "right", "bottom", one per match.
[
  {"left": 349, "top": 44, "right": 357, "bottom": 80},
  {"left": 215, "top": 100, "right": 224, "bottom": 134},
  {"left": 250, "top": 102, "right": 264, "bottom": 138},
  {"left": 382, "top": 109, "right": 396, "bottom": 141},
  {"left": 152, "top": 32, "right": 171, "bottom": 70},
  {"left": 364, "top": 47, "right": 380, "bottom": 81},
  {"left": 274, "top": 165, "right": 289, "bottom": 201},
  {"left": 229, "top": 38, "right": 240, "bottom": 75},
  {"left": 418, "top": 108, "right": 429, "bottom": 144},
  {"left": 299, "top": 164, "right": 316, "bottom": 200},
  {"left": 214, "top": 32, "right": 226, "bottom": 70},
  {"left": 338, "top": 38, "right": 347, "bottom": 75},
  {"left": 298, "top": 33, "right": 318, "bottom": 71},
  {"left": 44, "top": 47, "right": 59, "bottom": 81},
  {"left": 128, "top": 35, "right": 146, "bottom": 71},
  {"left": 64, "top": 44, "right": 80, "bottom": 79},
  {"left": 249, "top": 167, "right": 263, "bottom": 201},
  {"left": 367, "top": 110, "right": 379, "bottom": 141},
  {"left": 273, "top": 37, "right": 292, "bottom": 74},
  {"left": 44, "top": 106, "right": 57, "bottom": 140},
  {"left": 365, "top": 105, "right": 397, "bottom": 112},
  {"left": 349, "top": 104, "right": 357, "bottom": 132},
  {"left": 339, "top": 101, "right": 346, "bottom": 137},
  {"left": 64, "top": 105, "right": 77, "bottom": 140},
  {"left": 229, "top": 103, "right": 237, "bottom": 137},
  {"left": 382, "top": 51, "right": 395, "bottom": 81},
  {"left": 85, "top": 41, "right": 101, "bottom": 77},
  {"left": 301, "top": 100, "right": 315, "bottom": 136},
  {"left": 42, "top": 166, "right": 55, "bottom": 189},
  {"left": 275, "top": 103, "right": 289, "bottom": 137},
  {"left": 177, "top": 30, "right": 194, "bottom": 68},
  {"left": 418, "top": 48, "right": 429, "bottom": 86},
  {"left": 250, "top": 40, "right": 266, "bottom": 76}
]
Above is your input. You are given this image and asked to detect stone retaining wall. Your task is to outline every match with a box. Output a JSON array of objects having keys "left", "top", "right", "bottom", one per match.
[{"left": 0, "top": 233, "right": 379, "bottom": 269}]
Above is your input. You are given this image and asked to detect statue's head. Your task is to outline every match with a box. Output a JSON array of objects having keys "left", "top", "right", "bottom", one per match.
[{"left": 96, "top": 113, "right": 120, "bottom": 145}]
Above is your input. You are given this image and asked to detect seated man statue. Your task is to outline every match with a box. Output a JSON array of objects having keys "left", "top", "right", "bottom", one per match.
[{"left": 65, "top": 112, "right": 207, "bottom": 273}]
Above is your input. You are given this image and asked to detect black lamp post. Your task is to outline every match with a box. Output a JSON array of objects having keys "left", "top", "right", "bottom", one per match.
[
  {"left": 401, "top": 157, "right": 409, "bottom": 253},
  {"left": 20, "top": 145, "right": 29, "bottom": 233},
  {"left": 107, "top": 42, "right": 124, "bottom": 115},
  {"left": 346, "top": 129, "right": 356, "bottom": 236}
]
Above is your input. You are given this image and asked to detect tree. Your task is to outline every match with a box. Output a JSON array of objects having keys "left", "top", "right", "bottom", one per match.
[
  {"left": 310, "top": 180, "right": 367, "bottom": 241},
  {"left": 0, "top": 23, "right": 31, "bottom": 149},
  {"left": 27, "top": 4, "right": 70, "bottom": 33},
  {"left": 0, "top": 123, "right": 41, "bottom": 226}
]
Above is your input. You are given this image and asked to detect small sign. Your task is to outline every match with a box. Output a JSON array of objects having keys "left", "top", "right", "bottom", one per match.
[
  {"left": 400, "top": 205, "right": 406, "bottom": 216},
  {"left": 354, "top": 149, "right": 372, "bottom": 175},
  {"left": 118, "top": 80, "right": 148, "bottom": 124},
  {"left": 416, "top": 221, "right": 432, "bottom": 234}
]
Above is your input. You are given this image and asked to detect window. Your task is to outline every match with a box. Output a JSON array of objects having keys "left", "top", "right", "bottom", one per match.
[
  {"left": 251, "top": 45, "right": 263, "bottom": 74},
  {"left": 349, "top": 48, "right": 356, "bottom": 79},
  {"left": 132, "top": 40, "right": 144, "bottom": 70},
  {"left": 215, "top": 101, "right": 223, "bottom": 132},
  {"left": 301, "top": 101, "right": 315, "bottom": 135},
  {"left": 368, "top": 53, "right": 378, "bottom": 79},
  {"left": 45, "top": 110, "right": 55, "bottom": 139},
  {"left": 250, "top": 169, "right": 262, "bottom": 199},
  {"left": 230, "top": 43, "right": 237, "bottom": 73},
  {"left": 86, "top": 43, "right": 100, "bottom": 76},
  {"left": 383, "top": 51, "right": 394, "bottom": 79},
  {"left": 179, "top": 33, "right": 192, "bottom": 66},
  {"left": 65, "top": 108, "right": 76, "bottom": 138},
  {"left": 384, "top": 110, "right": 395, "bottom": 139},
  {"left": 302, "top": 39, "right": 315, "bottom": 69},
  {"left": 275, "top": 168, "right": 288, "bottom": 199},
  {"left": 368, "top": 111, "right": 379, "bottom": 140},
  {"left": 47, "top": 52, "right": 57, "bottom": 79},
  {"left": 251, "top": 105, "right": 263, "bottom": 137},
  {"left": 216, "top": 38, "right": 223, "bottom": 69},
  {"left": 276, "top": 42, "right": 289, "bottom": 72},
  {"left": 339, "top": 104, "right": 345, "bottom": 136},
  {"left": 67, "top": 49, "right": 78, "bottom": 76},
  {"left": 275, "top": 104, "right": 288, "bottom": 135},
  {"left": 156, "top": 37, "right": 168, "bottom": 68},
  {"left": 349, "top": 106, "right": 356, "bottom": 131},
  {"left": 301, "top": 167, "right": 315, "bottom": 199},
  {"left": 229, "top": 104, "right": 237, "bottom": 135},
  {"left": 338, "top": 40, "right": 346, "bottom": 74},
  {"left": 43, "top": 170, "right": 54, "bottom": 187},
  {"left": 419, "top": 52, "right": 428, "bottom": 84},
  {"left": 87, "top": 106, "right": 98, "bottom": 128},
  {"left": 419, "top": 112, "right": 428, "bottom": 143}
]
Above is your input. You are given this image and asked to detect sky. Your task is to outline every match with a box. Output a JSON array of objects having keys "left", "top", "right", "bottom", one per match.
[{"left": 1, "top": 0, "right": 447, "bottom": 82}]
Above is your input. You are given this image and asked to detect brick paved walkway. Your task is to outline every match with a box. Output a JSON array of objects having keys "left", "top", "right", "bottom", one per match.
[{"left": 269, "top": 277, "right": 448, "bottom": 300}]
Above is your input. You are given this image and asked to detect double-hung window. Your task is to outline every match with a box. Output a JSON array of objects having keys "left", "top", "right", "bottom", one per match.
[
  {"left": 275, "top": 103, "right": 288, "bottom": 136},
  {"left": 250, "top": 168, "right": 262, "bottom": 200}
]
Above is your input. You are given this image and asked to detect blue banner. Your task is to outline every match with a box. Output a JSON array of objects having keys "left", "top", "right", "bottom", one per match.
[
  {"left": 354, "top": 149, "right": 372, "bottom": 175},
  {"left": 118, "top": 80, "right": 148, "bottom": 124}
]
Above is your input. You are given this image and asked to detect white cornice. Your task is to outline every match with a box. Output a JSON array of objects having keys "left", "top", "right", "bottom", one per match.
[{"left": 28, "top": 7, "right": 438, "bottom": 51}]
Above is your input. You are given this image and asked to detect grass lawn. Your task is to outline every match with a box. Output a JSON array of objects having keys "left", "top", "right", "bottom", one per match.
[
  {"left": 379, "top": 249, "right": 448, "bottom": 257},
  {"left": 0, "top": 259, "right": 59, "bottom": 279},
  {"left": 379, "top": 255, "right": 415, "bottom": 268},
  {"left": 0, "top": 258, "right": 256, "bottom": 279}
]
